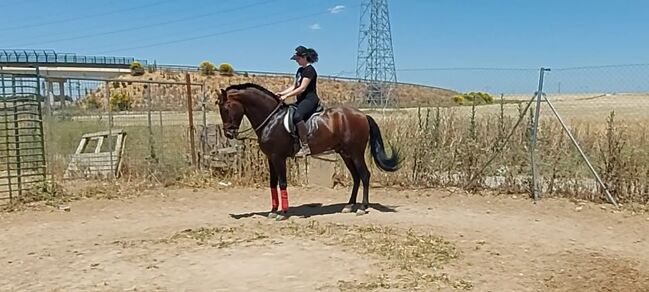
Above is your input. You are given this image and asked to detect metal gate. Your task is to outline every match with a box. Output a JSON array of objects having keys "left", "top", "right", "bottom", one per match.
[{"left": 0, "top": 72, "right": 46, "bottom": 204}]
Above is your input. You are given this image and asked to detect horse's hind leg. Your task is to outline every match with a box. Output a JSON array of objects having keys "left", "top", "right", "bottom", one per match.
[
  {"left": 354, "top": 156, "right": 371, "bottom": 216},
  {"left": 341, "top": 156, "right": 360, "bottom": 213}
]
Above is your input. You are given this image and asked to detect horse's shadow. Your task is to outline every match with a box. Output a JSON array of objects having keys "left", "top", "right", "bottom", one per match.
[{"left": 229, "top": 202, "right": 398, "bottom": 220}]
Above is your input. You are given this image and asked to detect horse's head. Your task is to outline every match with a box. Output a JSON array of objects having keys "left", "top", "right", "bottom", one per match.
[
  {"left": 217, "top": 88, "right": 245, "bottom": 139},
  {"left": 217, "top": 83, "right": 282, "bottom": 139}
]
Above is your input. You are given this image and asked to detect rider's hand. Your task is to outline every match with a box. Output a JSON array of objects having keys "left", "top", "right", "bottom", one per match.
[{"left": 278, "top": 94, "right": 287, "bottom": 101}]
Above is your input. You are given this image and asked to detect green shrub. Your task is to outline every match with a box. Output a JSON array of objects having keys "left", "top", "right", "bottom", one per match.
[
  {"left": 110, "top": 92, "right": 133, "bottom": 111},
  {"left": 199, "top": 61, "right": 216, "bottom": 75},
  {"left": 219, "top": 63, "right": 234, "bottom": 76},
  {"left": 452, "top": 95, "right": 465, "bottom": 105},
  {"left": 483, "top": 93, "right": 494, "bottom": 104},
  {"left": 452, "top": 92, "right": 494, "bottom": 105},
  {"left": 130, "top": 61, "right": 144, "bottom": 76}
]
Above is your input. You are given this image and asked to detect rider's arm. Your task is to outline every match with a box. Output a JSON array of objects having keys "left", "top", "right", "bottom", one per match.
[
  {"left": 280, "top": 78, "right": 311, "bottom": 100},
  {"left": 276, "top": 85, "right": 294, "bottom": 95}
]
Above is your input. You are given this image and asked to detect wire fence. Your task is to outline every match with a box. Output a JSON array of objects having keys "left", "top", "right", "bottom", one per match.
[
  {"left": 3, "top": 63, "right": 649, "bottom": 206},
  {"left": 43, "top": 75, "right": 205, "bottom": 182},
  {"left": 355, "top": 64, "right": 649, "bottom": 205}
]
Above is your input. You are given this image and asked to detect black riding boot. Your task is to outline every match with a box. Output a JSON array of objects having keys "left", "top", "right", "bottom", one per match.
[{"left": 295, "top": 121, "right": 311, "bottom": 157}]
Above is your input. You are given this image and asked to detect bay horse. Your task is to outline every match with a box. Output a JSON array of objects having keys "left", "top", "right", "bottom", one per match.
[{"left": 217, "top": 83, "right": 401, "bottom": 220}]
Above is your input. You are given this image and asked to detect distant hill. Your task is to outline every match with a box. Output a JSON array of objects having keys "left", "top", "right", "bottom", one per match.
[{"left": 80, "top": 69, "right": 459, "bottom": 110}]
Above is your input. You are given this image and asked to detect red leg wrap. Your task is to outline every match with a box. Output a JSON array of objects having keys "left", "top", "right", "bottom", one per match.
[
  {"left": 271, "top": 188, "right": 279, "bottom": 209},
  {"left": 280, "top": 188, "right": 289, "bottom": 212}
]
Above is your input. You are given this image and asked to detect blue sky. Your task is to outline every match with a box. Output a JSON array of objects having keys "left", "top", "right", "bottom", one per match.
[{"left": 2, "top": 0, "right": 649, "bottom": 92}]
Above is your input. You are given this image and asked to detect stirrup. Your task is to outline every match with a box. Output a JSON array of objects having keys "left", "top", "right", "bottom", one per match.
[{"left": 295, "top": 143, "right": 311, "bottom": 157}]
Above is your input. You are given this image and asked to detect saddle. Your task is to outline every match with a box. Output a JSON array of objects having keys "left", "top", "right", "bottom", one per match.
[{"left": 282, "top": 103, "right": 325, "bottom": 138}]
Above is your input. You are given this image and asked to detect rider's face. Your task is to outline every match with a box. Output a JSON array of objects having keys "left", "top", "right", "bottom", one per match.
[{"left": 294, "top": 55, "right": 307, "bottom": 66}]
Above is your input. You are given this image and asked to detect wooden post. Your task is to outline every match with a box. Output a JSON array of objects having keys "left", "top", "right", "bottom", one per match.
[
  {"left": 186, "top": 73, "right": 197, "bottom": 166},
  {"left": 146, "top": 85, "right": 156, "bottom": 161},
  {"left": 105, "top": 81, "right": 114, "bottom": 179}
]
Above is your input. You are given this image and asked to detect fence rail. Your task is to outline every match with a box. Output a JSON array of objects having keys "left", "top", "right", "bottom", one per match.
[
  {"left": 0, "top": 73, "right": 46, "bottom": 204},
  {"left": 0, "top": 49, "right": 147, "bottom": 67}
]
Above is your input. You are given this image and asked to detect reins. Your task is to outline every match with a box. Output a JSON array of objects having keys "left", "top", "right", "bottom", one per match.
[{"left": 234, "top": 100, "right": 284, "bottom": 140}]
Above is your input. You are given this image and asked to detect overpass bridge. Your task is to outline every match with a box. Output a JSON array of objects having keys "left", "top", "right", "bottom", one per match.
[
  {"left": 1, "top": 49, "right": 148, "bottom": 104},
  {"left": 0, "top": 49, "right": 147, "bottom": 78},
  {"left": 0, "top": 49, "right": 146, "bottom": 69}
]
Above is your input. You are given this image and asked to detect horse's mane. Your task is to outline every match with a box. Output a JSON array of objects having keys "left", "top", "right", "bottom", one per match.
[{"left": 225, "top": 83, "right": 279, "bottom": 102}]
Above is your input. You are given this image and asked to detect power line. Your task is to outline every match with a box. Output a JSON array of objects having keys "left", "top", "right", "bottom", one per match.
[
  {"left": 1, "top": 1, "right": 196, "bottom": 41},
  {"left": 94, "top": 4, "right": 356, "bottom": 54},
  {"left": 395, "top": 65, "right": 649, "bottom": 72},
  {"left": 6, "top": 0, "right": 281, "bottom": 47},
  {"left": 0, "top": 0, "right": 176, "bottom": 32},
  {"left": 552, "top": 63, "right": 649, "bottom": 71},
  {"left": 396, "top": 67, "right": 539, "bottom": 72}
]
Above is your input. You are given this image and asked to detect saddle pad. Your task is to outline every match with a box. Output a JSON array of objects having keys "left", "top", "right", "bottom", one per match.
[{"left": 283, "top": 105, "right": 324, "bottom": 136}]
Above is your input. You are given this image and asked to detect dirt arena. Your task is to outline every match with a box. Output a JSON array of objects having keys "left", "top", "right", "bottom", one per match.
[{"left": 2, "top": 185, "right": 649, "bottom": 291}]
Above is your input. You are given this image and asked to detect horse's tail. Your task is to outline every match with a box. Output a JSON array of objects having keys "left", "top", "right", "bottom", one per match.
[{"left": 367, "top": 115, "right": 401, "bottom": 172}]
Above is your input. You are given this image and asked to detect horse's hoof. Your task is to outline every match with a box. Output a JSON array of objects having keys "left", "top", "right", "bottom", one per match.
[
  {"left": 268, "top": 212, "right": 278, "bottom": 219},
  {"left": 341, "top": 204, "right": 353, "bottom": 213},
  {"left": 356, "top": 209, "right": 367, "bottom": 216},
  {"left": 275, "top": 212, "right": 289, "bottom": 221}
]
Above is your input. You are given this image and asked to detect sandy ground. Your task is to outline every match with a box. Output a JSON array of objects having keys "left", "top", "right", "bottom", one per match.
[{"left": 1, "top": 185, "right": 649, "bottom": 291}]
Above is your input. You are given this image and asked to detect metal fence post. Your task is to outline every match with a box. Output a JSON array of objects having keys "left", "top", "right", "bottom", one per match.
[
  {"left": 186, "top": 73, "right": 196, "bottom": 166},
  {"left": 0, "top": 72, "right": 5, "bottom": 97},
  {"left": 2, "top": 98, "right": 13, "bottom": 202},
  {"left": 529, "top": 68, "right": 548, "bottom": 201},
  {"left": 34, "top": 68, "right": 47, "bottom": 182}
]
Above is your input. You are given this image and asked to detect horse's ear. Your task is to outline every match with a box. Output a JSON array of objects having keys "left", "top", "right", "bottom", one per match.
[{"left": 217, "top": 89, "right": 226, "bottom": 105}]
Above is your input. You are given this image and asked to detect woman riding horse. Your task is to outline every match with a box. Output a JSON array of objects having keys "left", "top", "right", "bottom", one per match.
[
  {"left": 275, "top": 45, "right": 320, "bottom": 157},
  {"left": 217, "top": 47, "right": 402, "bottom": 221}
]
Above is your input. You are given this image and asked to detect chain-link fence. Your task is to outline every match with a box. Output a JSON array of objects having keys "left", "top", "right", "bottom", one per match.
[
  {"left": 43, "top": 74, "right": 205, "bottom": 182},
  {"left": 4, "top": 64, "right": 648, "bottom": 206},
  {"left": 347, "top": 65, "right": 649, "bottom": 205}
]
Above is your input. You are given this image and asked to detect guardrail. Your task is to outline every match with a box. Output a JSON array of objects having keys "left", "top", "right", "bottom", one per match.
[{"left": 0, "top": 49, "right": 146, "bottom": 67}]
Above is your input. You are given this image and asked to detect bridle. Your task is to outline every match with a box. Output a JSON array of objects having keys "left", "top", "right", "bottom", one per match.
[
  {"left": 232, "top": 101, "right": 284, "bottom": 140},
  {"left": 221, "top": 90, "right": 285, "bottom": 140}
]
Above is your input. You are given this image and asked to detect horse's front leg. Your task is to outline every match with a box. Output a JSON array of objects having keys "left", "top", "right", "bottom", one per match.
[
  {"left": 271, "top": 156, "right": 289, "bottom": 221},
  {"left": 267, "top": 158, "right": 279, "bottom": 219}
]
